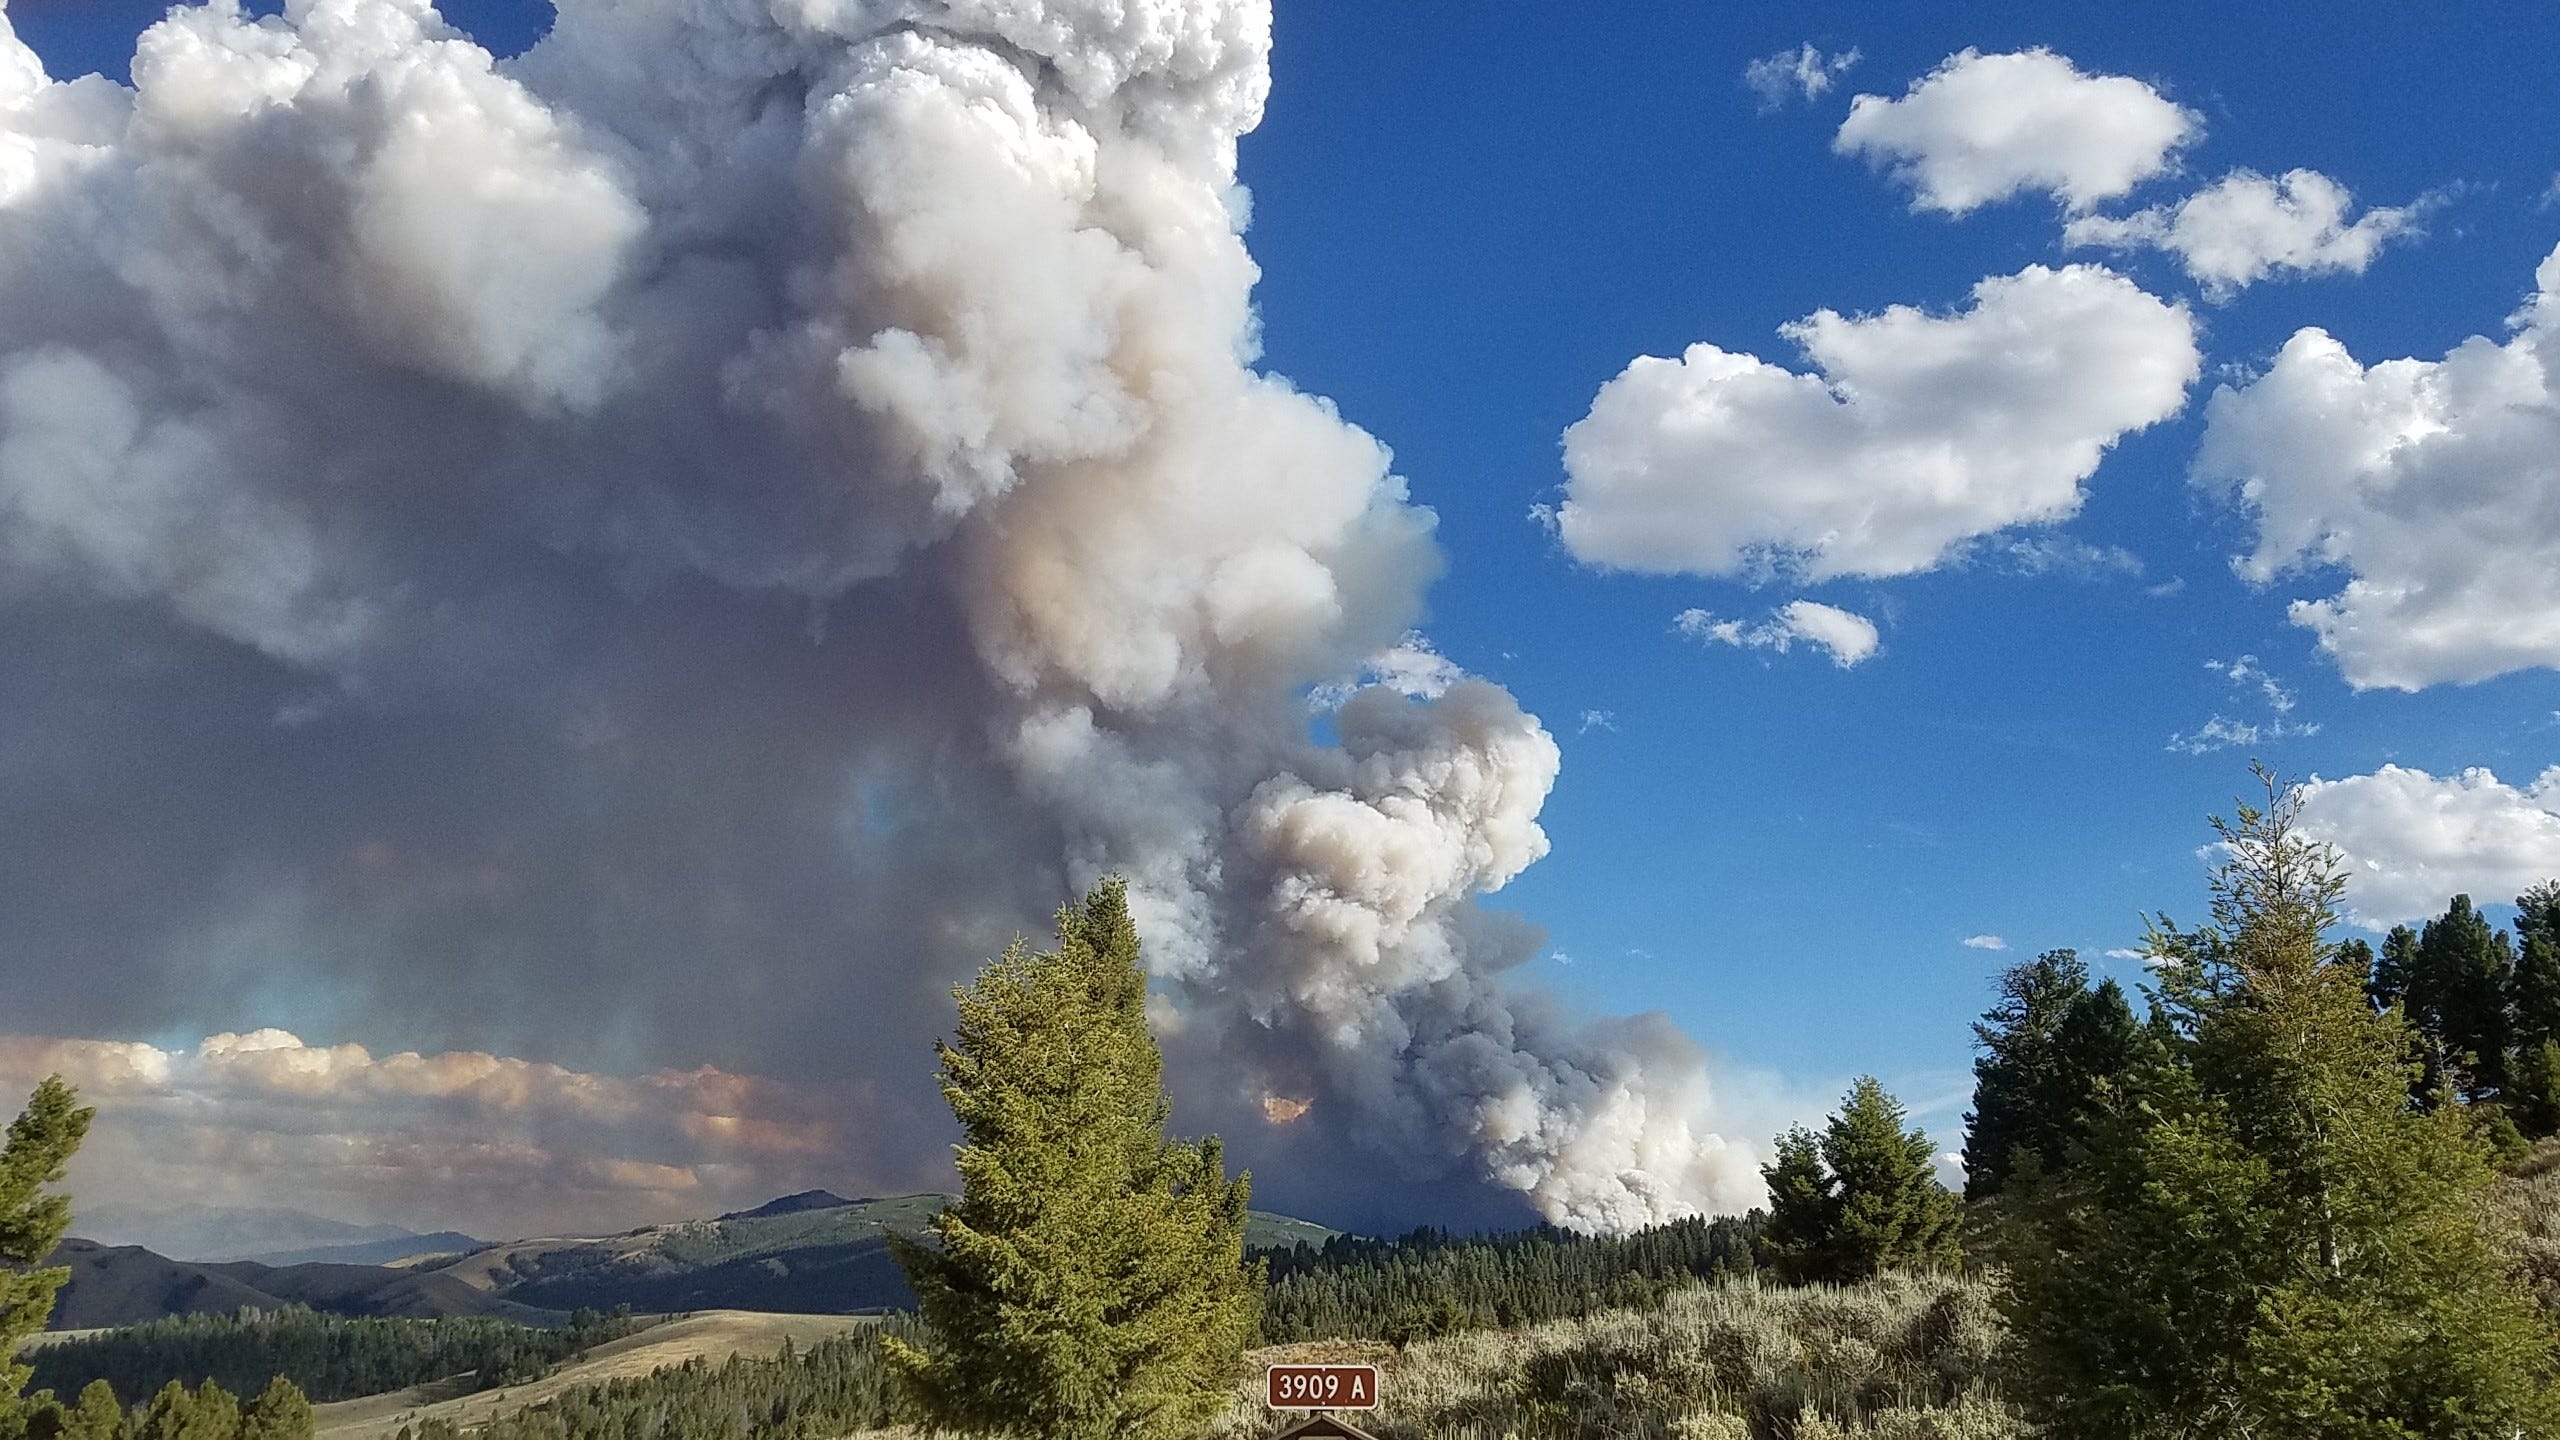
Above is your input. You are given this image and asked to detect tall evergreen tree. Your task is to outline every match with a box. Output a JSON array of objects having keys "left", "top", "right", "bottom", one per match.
[
  {"left": 1756, "top": 1126, "right": 1835, "bottom": 1284},
  {"left": 1961, "top": 950, "right": 2087, "bottom": 1201},
  {"left": 1964, "top": 953, "right": 2156, "bottom": 1201},
  {"left": 2508, "top": 881, "right": 2560, "bottom": 1138},
  {"left": 2, "top": 1077, "right": 94, "bottom": 1430},
  {"left": 1996, "top": 770, "right": 2560, "bottom": 1438},
  {"left": 1759, "top": 1079, "right": 1956, "bottom": 1283},
  {"left": 2416, "top": 894, "right": 2516, "bottom": 1101},
  {"left": 886, "top": 879, "right": 1261, "bottom": 1440}
]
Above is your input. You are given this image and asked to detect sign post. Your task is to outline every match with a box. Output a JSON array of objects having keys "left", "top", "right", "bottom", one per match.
[{"left": 1265, "top": 1364, "right": 1381, "bottom": 1440}]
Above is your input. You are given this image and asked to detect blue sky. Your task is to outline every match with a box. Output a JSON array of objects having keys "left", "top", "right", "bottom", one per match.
[
  {"left": 7, "top": 0, "right": 2560, "bottom": 1232},
  {"left": 1234, "top": 5, "right": 2560, "bottom": 1123}
]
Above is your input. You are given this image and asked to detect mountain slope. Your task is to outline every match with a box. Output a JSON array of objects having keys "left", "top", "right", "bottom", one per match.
[
  {"left": 44, "top": 1241, "right": 555, "bottom": 1330},
  {"left": 53, "top": 1193, "right": 1340, "bottom": 1326}
]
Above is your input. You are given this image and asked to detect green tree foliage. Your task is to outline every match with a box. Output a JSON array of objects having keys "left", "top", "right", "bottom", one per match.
[
  {"left": 1962, "top": 951, "right": 2156, "bottom": 1200},
  {"left": 2512, "top": 882, "right": 2560, "bottom": 1137},
  {"left": 2418, "top": 894, "right": 2517, "bottom": 1101},
  {"left": 886, "top": 879, "right": 1261, "bottom": 1440},
  {"left": 2, "top": 1077, "right": 94, "bottom": 1429},
  {"left": 396, "top": 1330, "right": 911, "bottom": 1440},
  {"left": 1256, "top": 1213, "right": 1762, "bottom": 1342},
  {"left": 1997, "top": 770, "right": 2560, "bottom": 1438},
  {"left": 133, "top": 1382, "right": 238, "bottom": 1440},
  {"left": 28, "top": 1307, "right": 649, "bottom": 1406},
  {"left": 1760, "top": 1078, "right": 1959, "bottom": 1284},
  {"left": 64, "top": 1383, "right": 122, "bottom": 1440},
  {"left": 235, "top": 1379, "right": 308, "bottom": 1440}
]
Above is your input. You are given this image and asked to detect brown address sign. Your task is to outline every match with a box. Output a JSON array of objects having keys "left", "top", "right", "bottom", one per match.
[{"left": 1266, "top": 1363, "right": 1379, "bottom": 1411}]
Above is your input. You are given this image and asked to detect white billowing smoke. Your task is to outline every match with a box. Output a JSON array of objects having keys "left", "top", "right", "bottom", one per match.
[{"left": 0, "top": 0, "right": 1760, "bottom": 1229}]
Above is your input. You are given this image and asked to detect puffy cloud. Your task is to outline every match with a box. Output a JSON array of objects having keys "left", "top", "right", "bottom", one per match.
[
  {"left": 2194, "top": 242, "right": 2560, "bottom": 690},
  {"left": 1744, "top": 44, "right": 1858, "bottom": 112},
  {"left": 1674, "top": 600, "right": 1880, "bottom": 668},
  {"left": 1961, "top": 935, "right": 2008, "bottom": 951},
  {"left": 2067, "top": 168, "right": 2432, "bottom": 297},
  {"left": 0, "top": 1030, "right": 850, "bottom": 1238},
  {"left": 1835, "top": 48, "right": 2198, "bottom": 215},
  {"left": 2295, "top": 765, "right": 2560, "bottom": 928},
  {"left": 1558, "top": 265, "right": 2197, "bottom": 579},
  {"left": 0, "top": 0, "right": 1764, "bottom": 1234}
]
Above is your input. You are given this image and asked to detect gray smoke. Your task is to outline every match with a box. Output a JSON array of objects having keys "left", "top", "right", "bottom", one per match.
[{"left": 0, "top": 0, "right": 1760, "bottom": 1231}]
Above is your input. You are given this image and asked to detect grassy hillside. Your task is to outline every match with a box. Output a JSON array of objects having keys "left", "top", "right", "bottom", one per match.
[{"left": 310, "top": 1311, "right": 881, "bottom": 1440}]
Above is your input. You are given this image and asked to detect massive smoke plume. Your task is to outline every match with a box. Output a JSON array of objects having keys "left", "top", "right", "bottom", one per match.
[{"left": 0, "top": 0, "right": 1757, "bottom": 1231}]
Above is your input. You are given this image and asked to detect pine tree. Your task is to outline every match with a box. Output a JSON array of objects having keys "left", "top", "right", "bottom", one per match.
[
  {"left": 64, "top": 1385, "right": 121, "bottom": 1440},
  {"left": 236, "top": 1381, "right": 307, "bottom": 1440},
  {"left": 1759, "top": 1080, "right": 1957, "bottom": 1283},
  {"left": 2, "top": 1077, "right": 94, "bottom": 1429},
  {"left": 885, "top": 879, "right": 1262, "bottom": 1440},
  {"left": 1756, "top": 1126, "right": 1835, "bottom": 1284},
  {"left": 1963, "top": 954, "right": 2156, "bottom": 1201},
  {"left": 1825, "top": 1078, "right": 1960, "bottom": 1280},
  {"left": 1961, "top": 950, "right": 2087, "bottom": 1201},
  {"left": 2417, "top": 894, "right": 2516, "bottom": 1100},
  {"left": 1996, "top": 769, "right": 2560, "bottom": 1438}
]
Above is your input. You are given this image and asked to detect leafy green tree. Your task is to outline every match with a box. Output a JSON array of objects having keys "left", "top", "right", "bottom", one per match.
[
  {"left": 235, "top": 1381, "right": 307, "bottom": 1440},
  {"left": 1759, "top": 1079, "right": 1957, "bottom": 1283},
  {"left": 886, "top": 879, "right": 1262, "bottom": 1440},
  {"left": 2, "top": 1077, "right": 94, "bottom": 1429},
  {"left": 1997, "top": 769, "right": 2560, "bottom": 1438}
]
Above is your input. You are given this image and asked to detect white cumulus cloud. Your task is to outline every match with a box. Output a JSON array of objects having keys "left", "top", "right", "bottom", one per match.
[
  {"left": 1675, "top": 601, "right": 1880, "bottom": 668},
  {"left": 2068, "top": 168, "right": 2431, "bottom": 297},
  {"left": 1835, "top": 48, "right": 2198, "bottom": 215},
  {"left": 1962, "top": 934, "right": 2009, "bottom": 951},
  {"left": 1744, "top": 44, "right": 1859, "bottom": 111},
  {"left": 2194, "top": 242, "right": 2560, "bottom": 690},
  {"left": 2294, "top": 765, "right": 2560, "bottom": 929},
  {"left": 1558, "top": 265, "right": 2198, "bottom": 580}
]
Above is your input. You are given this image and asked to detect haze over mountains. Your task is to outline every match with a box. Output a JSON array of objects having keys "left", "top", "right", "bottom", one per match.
[{"left": 50, "top": 1194, "right": 1337, "bottom": 1330}]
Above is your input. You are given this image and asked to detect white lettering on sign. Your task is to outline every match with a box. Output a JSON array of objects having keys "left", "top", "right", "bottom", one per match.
[{"left": 1264, "top": 1363, "right": 1379, "bottom": 1411}]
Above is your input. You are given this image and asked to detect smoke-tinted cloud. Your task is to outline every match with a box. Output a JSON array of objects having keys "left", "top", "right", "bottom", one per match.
[
  {"left": 0, "top": 0, "right": 1760, "bottom": 1235},
  {"left": 1556, "top": 264, "right": 2197, "bottom": 580},
  {"left": 1835, "top": 48, "right": 2198, "bottom": 215},
  {"left": 0, "top": 1030, "right": 855, "bottom": 1238},
  {"left": 2295, "top": 765, "right": 2560, "bottom": 930},
  {"left": 2194, "top": 242, "right": 2560, "bottom": 690}
]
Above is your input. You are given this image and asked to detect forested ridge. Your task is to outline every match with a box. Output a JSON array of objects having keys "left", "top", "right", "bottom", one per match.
[
  {"left": 26, "top": 1308, "right": 653, "bottom": 1406},
  {"left": 1256, "top": 1212, "right": 1764, "bottom": 1342}
]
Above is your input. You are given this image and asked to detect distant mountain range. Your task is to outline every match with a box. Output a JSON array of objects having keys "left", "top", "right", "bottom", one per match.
[
  {"left": 52, "top": 1194, "right": 1339, "bottom": 1330},
  {"left": 71, "top": 1204, "right": 489, "bottom": 1267}
]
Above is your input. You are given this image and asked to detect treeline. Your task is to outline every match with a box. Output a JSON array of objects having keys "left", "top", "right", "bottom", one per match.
[
  {"left": 2363, "top": 884, "right": 2560, "bottom": 1138},
  {"left": 393, "top": 1330, "right": 916, "bottom": 1440},
  {"left": 12, "top": 1375, "right": 313, "bottom": 1440},
  {"left": 27, "top": 1307, "right": 654, "bottom": 1406},
  {"left": 1256, "top": 1211, "right": 1764, "bottom": 1343}
]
